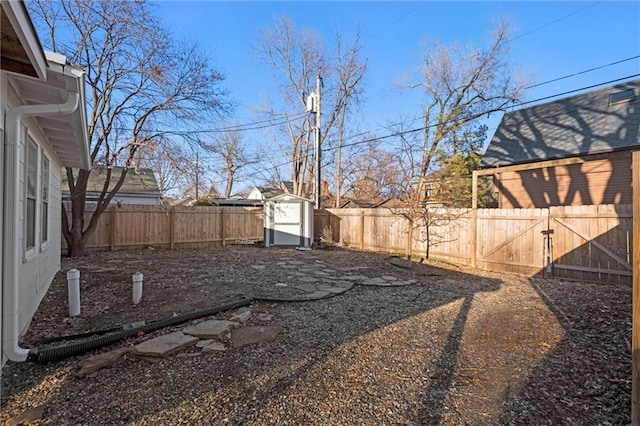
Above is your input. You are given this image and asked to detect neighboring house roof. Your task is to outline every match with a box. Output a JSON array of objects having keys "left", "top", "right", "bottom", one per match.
[
  {"left": 248, "top": 186, "right": 285, "bottom": 200},
  {"left": 62, "top": 167, "right": 161, "bottom": 196},
  {"left": 482, "top": 79, "right": 640, "bottom": 168},
  {"left": 212, "top": 198, "right": 263, "bottom": 207},
  {"left": 339, "top": 198, "right": 387, "bottom": 208}
]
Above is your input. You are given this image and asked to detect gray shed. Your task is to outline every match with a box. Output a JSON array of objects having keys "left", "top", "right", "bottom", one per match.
[{"left": 264, "top": 194, "right": 314, "bottom": 248}]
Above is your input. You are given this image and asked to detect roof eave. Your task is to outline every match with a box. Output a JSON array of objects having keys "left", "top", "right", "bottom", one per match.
[
  {"left": 8, "top": 52, "right": 91, "bottom": 170},
  {"left": 1, "top": 1, "right": 47, "bottom": 80}
]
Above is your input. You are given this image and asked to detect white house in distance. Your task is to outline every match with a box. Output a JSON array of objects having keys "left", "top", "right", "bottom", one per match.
[{"left": 1, "top": 1, "right": 90, "bottom": 365}]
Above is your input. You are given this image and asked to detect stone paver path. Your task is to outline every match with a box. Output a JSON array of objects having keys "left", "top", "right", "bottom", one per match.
[
  {"left": 74, "top": 256, "right": 419, "bottom": 376},
  {"left": 249, "top": 257, "right": 416, "bottom": 301}
]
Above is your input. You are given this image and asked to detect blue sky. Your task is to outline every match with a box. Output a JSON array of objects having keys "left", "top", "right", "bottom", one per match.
[{"left": 153, "top": 1, "right": 640, "bottom": 190}]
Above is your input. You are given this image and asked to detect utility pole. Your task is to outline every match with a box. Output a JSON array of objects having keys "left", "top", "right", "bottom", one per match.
[{"left": 314, "top": 72, "right": 322, "bottom": 208}]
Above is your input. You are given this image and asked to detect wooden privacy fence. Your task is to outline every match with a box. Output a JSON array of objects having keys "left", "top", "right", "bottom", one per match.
[
  {"left": 62, "top": 205, "right": 264, "bottom": 251},
  {"left": 68, "top": 204, "right": 631, "bottom": 283},
  {"left": 315, "top": 204, "right": 632, "bottom": 283}
]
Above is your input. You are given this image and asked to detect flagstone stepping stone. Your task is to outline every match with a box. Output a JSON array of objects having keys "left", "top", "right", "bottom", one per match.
[
  {"left": 317, "top": 284, "right": 350, "bottom": 294},
  {"left": 330, "top": 280, "right": 355, "bottom": 289},
  {"left": 298, "top": 276, "right": 319, "bottom": 283},
  {"left": 229, "top": 310, "right": 251, "bottom": 323},
  {"left": 288, "top": 261, "right": 305, "bottom": 265},
  {"left": 341, "top": 275, "right": 369, "bottom": 281},
  {"left": 5, "top": 404, "right": 45, "bottom": 426},
  {"left": 183, "top": 320, "right": 239, "bottom": 339},
  {"left": 361, "top": 277, "right": 389, "bottom": 286},
  {"left": 303, "top": 290, "right": 332, "bottom": 299},
  {"left": 251, "top": 264, "right": 266, "bottom": 270},
  {"left": 133, "top": 331, "right": 198, "bottom": 358},
  {"left": 291, "top": 282, "right": 318, "bottom": 292},
  {"left": 275, "top": 283, "right": 288, "bottom": 287},
  {"left": 196, "top": 339, "right": 214, "bottom": 348},
  {"left": 232, "top": 326, "right": 283, "bottom": 348},
  {"left": 381, "top": 275, "right": 398, "bottom": 281},
  {"left": 76, "top": 347, "right": 133, "bottom": 378},
  {"left": 202, "top": 342, "right": 227, "bottom": 352}
]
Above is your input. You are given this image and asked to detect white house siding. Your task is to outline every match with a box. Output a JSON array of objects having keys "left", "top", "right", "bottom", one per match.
[
  {"left": 0, "top": 71, "right": 5, "bottom": 364},
  {"left": 7, "top": 83, "right": 64, "bottom": 337}
]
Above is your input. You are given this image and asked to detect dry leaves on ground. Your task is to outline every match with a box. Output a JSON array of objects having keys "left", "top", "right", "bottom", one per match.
[{"left": 1, "top": 246, "right": 631, "bottom": 425}]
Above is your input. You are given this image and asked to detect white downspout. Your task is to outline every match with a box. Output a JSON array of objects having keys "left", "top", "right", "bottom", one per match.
[{"left": 3, "top": 92, "right": 79, "bottom": 362}]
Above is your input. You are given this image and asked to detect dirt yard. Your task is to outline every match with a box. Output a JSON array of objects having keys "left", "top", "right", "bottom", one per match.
[{"left": 1, "top": 245, "right": 631, "bottom": 425}]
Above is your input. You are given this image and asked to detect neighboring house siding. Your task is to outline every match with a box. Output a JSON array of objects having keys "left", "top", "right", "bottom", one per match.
[
  {"left": 482, "top": 80, "right": 640, "bottom": 209},
  {"left": 495, "top": 152, "right": 632, "bottom": 208}
]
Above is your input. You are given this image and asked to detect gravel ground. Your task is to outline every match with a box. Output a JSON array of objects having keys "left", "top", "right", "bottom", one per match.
[{"left": 0, "top": 245, "right": 631, "bottom": 425}]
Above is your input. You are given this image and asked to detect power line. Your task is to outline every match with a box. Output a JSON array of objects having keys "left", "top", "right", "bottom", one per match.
[
  {"left": 237, "top": 74, "right": 640, "bottom": 181},
  {"left": 507, "top": 1, "right": 603, "bottom": 44},
  {"left": 113, "top": 112, "right": 308, "bottom": 135},
  {"left": 515, "top": 74, "right": 640, "bottom": 107},
  {"left": 524, "top": 56, "right": 640, "bottom": 90},
  {"left": 343, "top": 74, "right": 640, "bottom": 148}
]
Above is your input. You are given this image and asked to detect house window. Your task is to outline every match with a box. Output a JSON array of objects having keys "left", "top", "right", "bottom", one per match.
[
  {"left": 41, "top": 154, "right": 50, "bottom": 244},
  {"left": 609, "top": 89, "right": 634, "bottom": 106},
  {"left": 26, "top": 137, "right": 38, "bottom": 251}
]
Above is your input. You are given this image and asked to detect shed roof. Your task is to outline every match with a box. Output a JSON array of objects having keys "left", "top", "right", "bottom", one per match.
[{"left": 482, "top": 79, "right": 640, "bottom": 167}]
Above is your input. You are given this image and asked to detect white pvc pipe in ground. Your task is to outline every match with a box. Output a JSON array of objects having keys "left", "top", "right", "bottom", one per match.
[
  {"left": 132, "top": 272, "right": 143, "bottom": 305},
  {"left": 67, "top": 269, "right": 81, "bottom": 317}
]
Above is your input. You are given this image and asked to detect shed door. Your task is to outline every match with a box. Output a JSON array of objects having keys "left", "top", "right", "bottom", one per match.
[{"left": 273, "top": 202, "right": 301, "bottom": 246}]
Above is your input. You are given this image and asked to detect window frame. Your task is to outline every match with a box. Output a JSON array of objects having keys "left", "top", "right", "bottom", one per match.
[
  {"left": 40, "top": 153, "right": 50, "bottom": 250},
  {"left": 609, "top": 88, "right": 635, "bottom": 106},
  {"left": 24, "top": 134, "right": 39, "bottom": 258}
]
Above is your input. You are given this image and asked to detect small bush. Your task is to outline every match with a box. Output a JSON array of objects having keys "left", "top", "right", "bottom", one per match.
[{"left": 320, "top": 226, "right": 335, "bottom": 246}]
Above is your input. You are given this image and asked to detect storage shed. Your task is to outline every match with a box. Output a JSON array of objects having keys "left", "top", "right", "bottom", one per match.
[{"left": 264, "top": 194, "right": 314, "bottom": 248}]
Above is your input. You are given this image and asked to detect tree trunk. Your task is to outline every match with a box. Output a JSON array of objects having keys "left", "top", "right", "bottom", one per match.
[
  {"left": 65, "top": 219, "right": 86, "bottom": 257},
  {"left": 62, "top": 168, "right": 90, "bottom": 257}
]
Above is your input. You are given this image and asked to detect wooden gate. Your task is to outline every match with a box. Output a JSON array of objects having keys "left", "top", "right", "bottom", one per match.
[
  {"left": 475, "top": 205, "right": 632, "bottom": 283},
  {"left": 550, "top": 205, "right": 632, "bottom": 283},
  {"left": 475, "top": 208, "right": 548, "bottom": 276}
]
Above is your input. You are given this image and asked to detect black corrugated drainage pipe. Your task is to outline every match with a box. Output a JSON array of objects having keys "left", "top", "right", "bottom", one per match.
[{"left": 26, "top": 298, "right": 251, "bottom": 364}]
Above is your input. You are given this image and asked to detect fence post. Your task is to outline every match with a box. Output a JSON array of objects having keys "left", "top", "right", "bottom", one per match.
[
  {"left": 471, "top": 171, "right": 478, "bottom": 268},
  {"left": 359, "top": 211, "right": 365, "bottom": 250},
  {"left": 110, "top": 206, "right": 117, "bottom": 251},
  {"left": 406, "top": 217, "right": 413, "bottom": 260},
  {"left": 632, "top": 151, "right": 640, "bottom": 423},
  {"left": 221, "top": 208, "right": 226, "bottom": 246},
  {"left": 170, "top": 206, "right": 175, "bottom": 250}
]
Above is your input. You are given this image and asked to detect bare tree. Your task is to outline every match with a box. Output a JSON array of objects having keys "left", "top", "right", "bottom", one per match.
[
  {"left": 204, "top": 126, "right": 256, "bottom": 198},
  {"left": 134, "top": 143, "right": 192, "bottom": 197},
  {"left": 332, "top": 28, "right": 367, "bottom": 207},
  {"left": 394, "top": 22, "right": 528, "bottom": 259},
  {"left": 32, "top": 0, "right": 229, "bottom": 256},
  {"left": 341, "top": 139, "right": 402, "bottom": 202},
  {"left": 411, "top": 22, "right": 527, "bottom": 200},
  {"left": 254, "top": 16, "right": 367, "bottom": 201}
]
